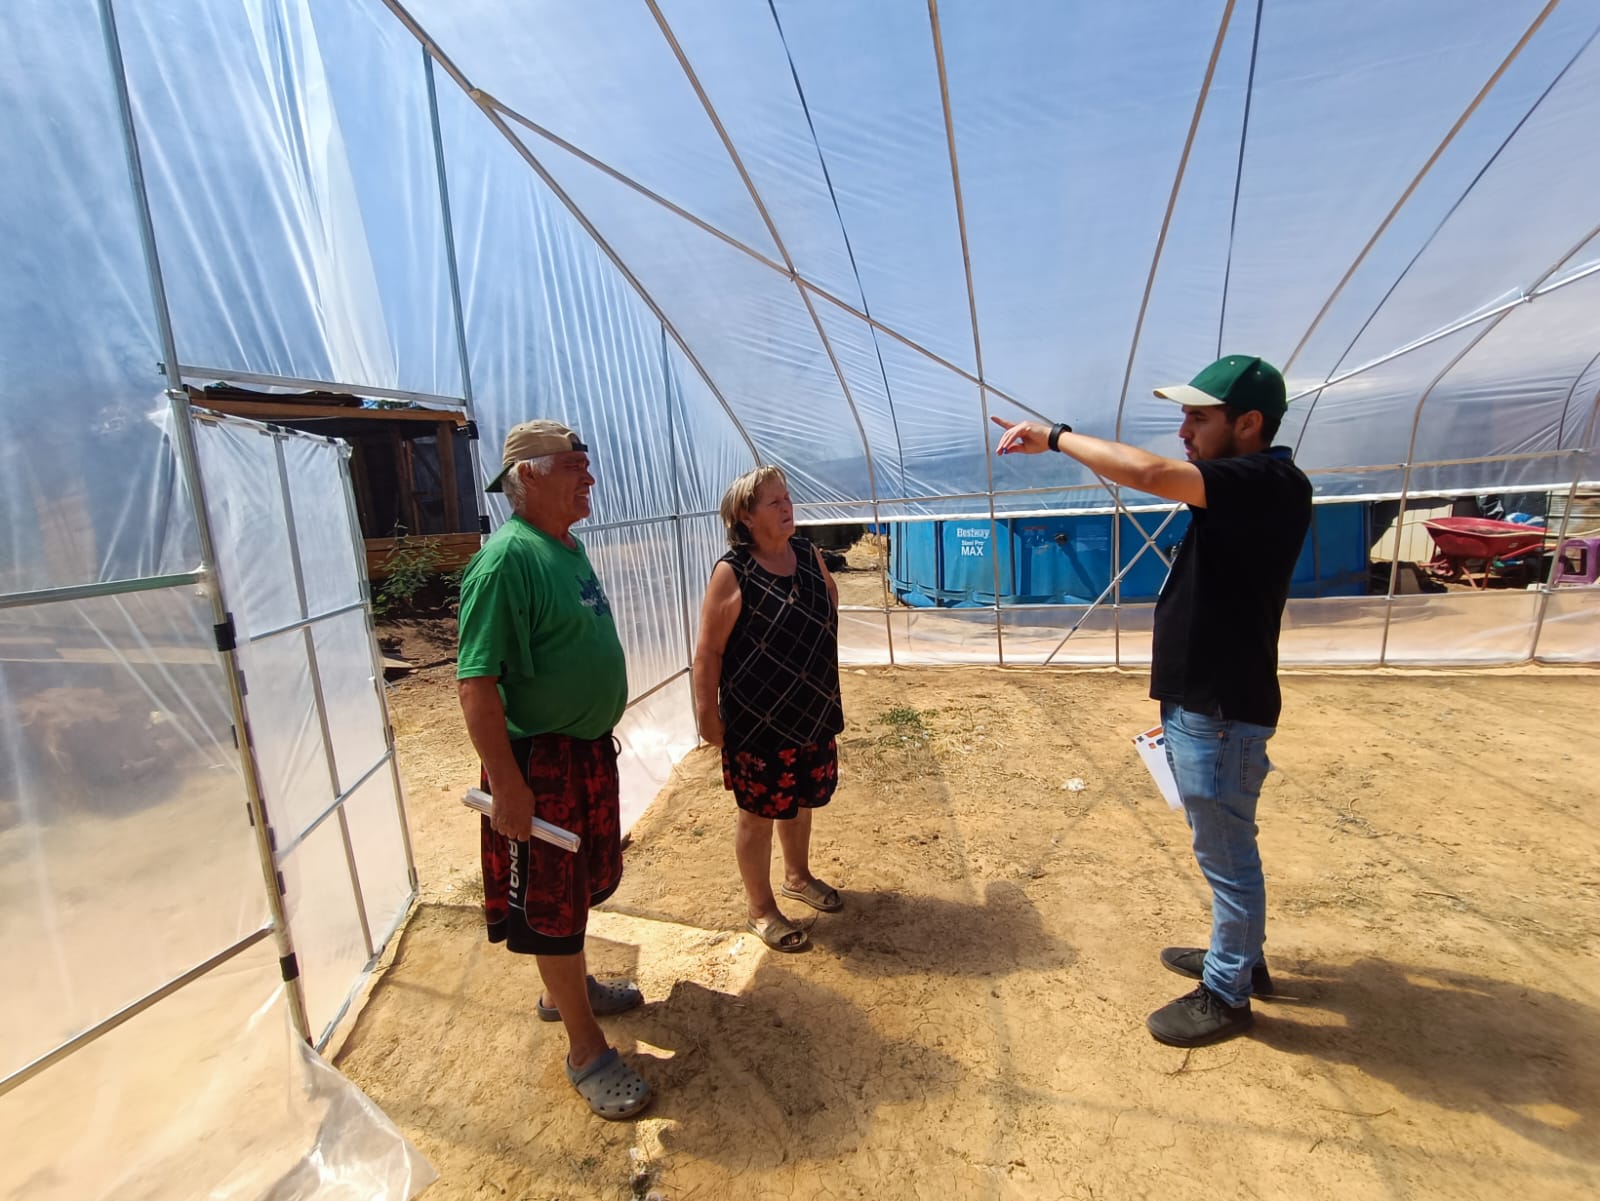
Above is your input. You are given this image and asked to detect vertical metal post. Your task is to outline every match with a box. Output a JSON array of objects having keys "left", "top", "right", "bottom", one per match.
[
  {"left": 425, "top": 49, "right": 490, "bottom": 521},
  {"left": 928, "top": 1, "right": 1005, "bottom": 665},
  {"left": 663, "top": 327, "right": 697, "bottom": 674},
  {"left": 1529, "top": 392, "right": 1600, "bottom": 658},
  {"left": 1111, "top": 490, "right": 1123, "bottom": 667},
  {"left": 97, "top": 0, "right": 311, "bottom": 1041}
]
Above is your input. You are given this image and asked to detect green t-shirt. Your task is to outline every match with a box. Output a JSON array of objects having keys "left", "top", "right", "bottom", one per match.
[{"left": 455, "top": 516, "right": 627, "bottom": 741}]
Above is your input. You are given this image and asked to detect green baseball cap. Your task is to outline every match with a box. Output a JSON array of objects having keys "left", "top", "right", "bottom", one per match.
[{"left": 1154, "top": 355, "right": 1286, "bottom": 421}]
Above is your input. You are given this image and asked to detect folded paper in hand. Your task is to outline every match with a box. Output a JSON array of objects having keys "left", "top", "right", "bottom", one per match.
[{"left": 1131, "top": 726, "right": 1184, "bottom": 811}]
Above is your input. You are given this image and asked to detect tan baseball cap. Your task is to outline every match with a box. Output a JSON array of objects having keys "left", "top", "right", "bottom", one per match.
[{"left": 485, "top": 419, "right": 588, "bottom": 492}]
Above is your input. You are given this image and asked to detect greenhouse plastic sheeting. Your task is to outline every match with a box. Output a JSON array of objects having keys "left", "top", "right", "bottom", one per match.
[
  {"left": 118, "top": 0, "right": 458, "bottom": 397},
  {"left": 401, "top": 0, "right": 1600, "bottom": 506},
  {"left": 7, "top": 1, "right": 1600, "bottom": 1190},
  {"left": 0, "top": 0, "right": 196, "bottom": 595},
  {"left": 0, "top": 585, "right": 261, "bottom": 1080},
  {"left": 0, "top": 940, "right": 433, "bottom": 1201}
]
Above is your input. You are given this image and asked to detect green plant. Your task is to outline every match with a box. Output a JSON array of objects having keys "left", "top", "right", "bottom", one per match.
[
  {"left": 879, "top": 705, "right": 927, "bottom": 731},
  {"left": 373, "top": 537, "right": 444, "bottom": 617}
]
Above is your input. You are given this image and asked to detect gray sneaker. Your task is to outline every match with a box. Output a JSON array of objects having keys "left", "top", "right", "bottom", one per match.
[{"left": 1160, "top": 946, "right": 1274, "bottom": 997}]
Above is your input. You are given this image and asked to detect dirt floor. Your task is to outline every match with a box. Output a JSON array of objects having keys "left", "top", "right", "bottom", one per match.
[{"left": 336, "top": 614, "right": 1600, "bottom": 1201}]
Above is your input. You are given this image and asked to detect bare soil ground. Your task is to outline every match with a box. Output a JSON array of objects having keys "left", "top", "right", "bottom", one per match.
[{"left": 339, "top": 619, "right": 1600, "bottom": 1201}]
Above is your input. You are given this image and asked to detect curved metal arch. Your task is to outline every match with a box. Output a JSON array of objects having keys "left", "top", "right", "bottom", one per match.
[
  {"left": 1553, "top": 342, "right": 1600, "bottom": 450},
  {"left": 380, "top": 0, "right": 762, "bottom": 469},
  {"left": 640, "top": 0, "right": 891, "bottom": 503},
  {"left": 927, "top": 0, "right": 1007, "bottom": 662},
  {"left": 1292, "top": 20, "right": 1600, "bottom": 459},
  {"left": 1282, "top": 0, "right": 1563, "bottom": 377},
  {"left": 765, "top": 0, "right": 910, "bottom": 502},
  {"left": 1216, "top": 0, "right": 1264, "bottom": 359},
  {"left": 1110, "top": 0, "right": 1238, "bottom": 443},
  {"left": 1377, "top": 223, "right": 1600, "bottom": 662},
  {"left": 472, "top": 81, "right": 1057, "bottom": 424},
  {"left": 641, "top": 0, "right": 900, "bottom": 655}
]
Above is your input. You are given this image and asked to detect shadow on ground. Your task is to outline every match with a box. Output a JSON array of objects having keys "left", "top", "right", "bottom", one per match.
[
  {"left": 1257, "top": 956, "right": 1600, "bottom": 1161},
  {"left": 622, "top": 971, "right": 962, "bottom": 1169},
  {"left": 824, "top": 880, "right": 1076, "bottom": 978}
]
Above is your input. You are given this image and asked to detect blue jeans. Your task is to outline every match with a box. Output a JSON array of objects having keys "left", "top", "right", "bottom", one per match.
[{"left": 1161, "top": 703, "right": 1275, "bottom": 1008}]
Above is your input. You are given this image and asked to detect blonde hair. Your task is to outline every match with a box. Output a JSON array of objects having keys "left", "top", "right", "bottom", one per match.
[{"left": 719, "top": 465, "right": 788, "bottom": 549}]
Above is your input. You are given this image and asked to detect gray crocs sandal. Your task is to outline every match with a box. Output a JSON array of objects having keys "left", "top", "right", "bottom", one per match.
[
  {"left": 537, "top": 975, "right": 644, "bottom": 1022},
  {"left": 566, "top": 1047, "right": 652, "bottom": 1120}
]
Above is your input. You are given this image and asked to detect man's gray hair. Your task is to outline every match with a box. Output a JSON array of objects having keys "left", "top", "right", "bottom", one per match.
[{"left": 500, "top": 456, "right": 555, "bottom": 508}]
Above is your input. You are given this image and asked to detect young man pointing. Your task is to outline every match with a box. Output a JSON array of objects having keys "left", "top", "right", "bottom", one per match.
[{"left": 995, "top": 355, "right": 1311, "bottom": 1046}]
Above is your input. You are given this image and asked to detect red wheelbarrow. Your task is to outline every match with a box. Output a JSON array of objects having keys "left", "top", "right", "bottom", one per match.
[{"left": 1421, "top": 517, "right": 1546, "bottom": 588}]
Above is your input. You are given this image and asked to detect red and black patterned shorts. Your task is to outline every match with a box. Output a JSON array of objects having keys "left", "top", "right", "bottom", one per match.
[
  {"left": 480, "top": 732, "right": 622, "bottom": 955},
  {"left": 721, "top": 738, "right": 839, "bottom": 820}
]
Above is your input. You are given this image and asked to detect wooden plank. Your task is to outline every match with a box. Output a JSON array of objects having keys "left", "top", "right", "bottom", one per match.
[
  {"left": 194, "top": 398, "right": 467, "bottom": 425},
  {"left": 436, "top": 421, "right": 460, "bottom": 532},
  {"left": 365, "top": 533, "right": 480, "bottom": 578},
  {"left": 349, "top": 444, "right": 376, "bottom": 537},
  {"left": 396, "top": 431, "right": 422, "bottom": 535}
]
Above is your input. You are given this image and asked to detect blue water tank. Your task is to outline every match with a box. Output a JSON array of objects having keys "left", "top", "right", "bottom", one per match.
[{"left": 891, "top": 504, "right": 1369, "bottom": 606}]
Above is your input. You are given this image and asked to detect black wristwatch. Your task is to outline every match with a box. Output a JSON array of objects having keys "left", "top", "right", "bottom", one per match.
[{"left": 1048, "top": 422, "right": 1072, "bottom": 451}]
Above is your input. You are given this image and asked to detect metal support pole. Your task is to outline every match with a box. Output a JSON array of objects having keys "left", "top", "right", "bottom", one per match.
[
  {"left": 1529, "top": 388, "right": 1600, "bottom": 658},
  {"left": 1044, "top": 508, "right": 1182, "bottom": 665},
  {"left": 97, "top": 0, "right": 311, "bottom": 1043},
  {"left": 644, "top": 0, "right": 894, "bottom": 662},
  {"left": 425, "top": 50, "right": 490, "bottom": 519},
  {"left": 663, "top": 327, "right": 697, "bottom": 678},
  {"left": 928, "top": 0, "right": 1008, "bottom": 664}
]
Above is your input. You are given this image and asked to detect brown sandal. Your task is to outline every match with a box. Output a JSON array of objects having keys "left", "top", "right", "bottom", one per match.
[
  {"left": 746, "top": 912, "right": 809, "bottom": 952},
  {"left": 780, "top": 878, "right": 844, "bottom": 913}
]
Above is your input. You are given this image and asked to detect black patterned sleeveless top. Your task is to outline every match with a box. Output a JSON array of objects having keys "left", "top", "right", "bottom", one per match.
[{"left": 717, "top": 536, "right": 844, "bottom": 751}]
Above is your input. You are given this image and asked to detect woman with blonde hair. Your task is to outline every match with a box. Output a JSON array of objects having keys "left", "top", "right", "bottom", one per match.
[{"left": 693, "top": 466, "right": 844, "bottom": 951}]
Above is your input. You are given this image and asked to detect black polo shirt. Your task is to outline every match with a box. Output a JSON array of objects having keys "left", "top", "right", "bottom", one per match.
[{"left": 1150, "top": 447, "right": 1312, "bottom": 727}]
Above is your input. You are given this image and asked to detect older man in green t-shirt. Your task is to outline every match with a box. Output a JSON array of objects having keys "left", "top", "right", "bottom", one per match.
[{"left": 457, "top": 419, "right": 651, "bottom": 1120}]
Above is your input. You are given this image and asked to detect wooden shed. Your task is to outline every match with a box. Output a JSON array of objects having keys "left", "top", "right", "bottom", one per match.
[{"left": 190, "top": 385, "right": 482, "bottom": 577}]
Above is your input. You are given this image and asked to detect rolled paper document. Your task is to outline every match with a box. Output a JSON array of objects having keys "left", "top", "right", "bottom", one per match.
[{"left": 461, "top": 787, "right": 582, "bottom": 852}]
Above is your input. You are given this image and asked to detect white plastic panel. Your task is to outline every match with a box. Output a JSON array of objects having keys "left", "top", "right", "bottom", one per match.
[
  {"left": 280, "top": 815, "right": 369, "bottom": 1043},
  {"left": 191, "top": 418, "right": 301, "bottom": 636},
  {"left": 1535, "top": 586, "right": 1600, "bottom": 661},
  {"left": 235, "top": 630, "right": 330, "bottom": 840},
  {"left": 1000, "top": 608, "right": 1121, "bottom": 666},
  {"left": 582, "top": 523, "right": 694, "bottom": 705},
  {"left": 311, "top": 610, "right": 388, "bottom": 795},
  {"left": 408, "top": 0, "right": 782, "bottom": 260},
  {"left": 1383, "top": 591, "right": 1542, "bottom": 664},
  {"left": 0, "top": 586, "right": 263, "bottom": 1080},
  {"left": 616, "top": 676, "right": 699, "bottom": 834},
  {"left": 944, "top": 2, "right": 1241, "bottom": 414},
  {"left": 284, "top": 436, "right": 365, "bottom": 617},
  {"left": 0, "top": 940, "right": 432, "bottom": 1201},
  {"left": 342, "top": 768, "right": 412, "bottom": 949},
  {"left": 524, "top": 127, "right": 876, "bottom": 504},
  {"left": 190, "top": 413, "right": 412, "bottom": 1055},
  {"left": 432, "top": 76, "right": 751, "bottom": 525},
  {"left": 1280, "top": 596, "right": 1389, "bottom": 665}
]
